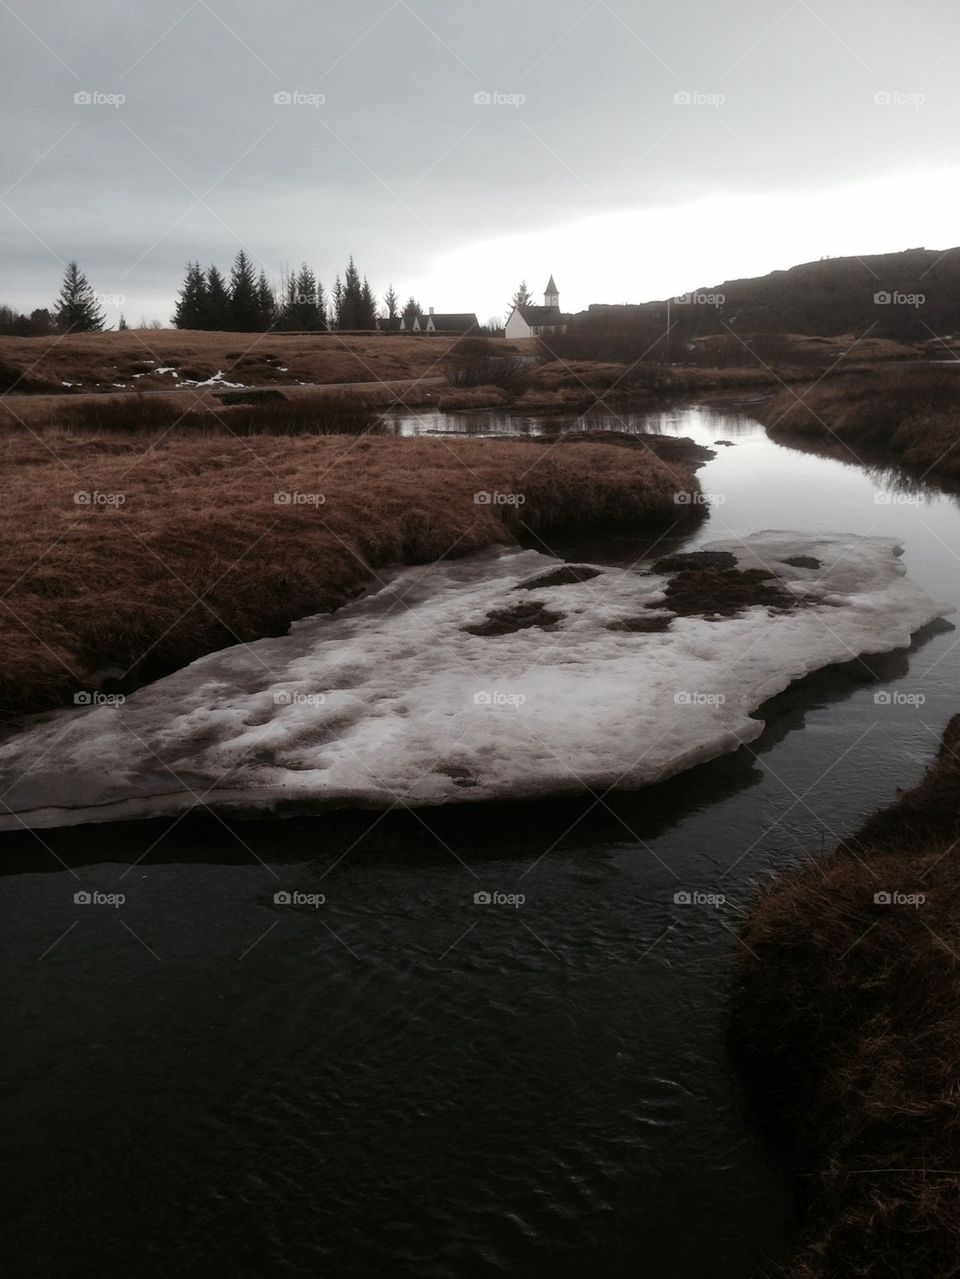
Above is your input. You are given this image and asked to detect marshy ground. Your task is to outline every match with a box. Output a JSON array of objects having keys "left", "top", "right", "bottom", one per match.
[{"left": 0, "top": 424, "right": 706, "bottom": 717}]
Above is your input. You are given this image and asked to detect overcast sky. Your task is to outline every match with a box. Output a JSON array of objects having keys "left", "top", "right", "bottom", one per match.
[{"left": 2, "top": 0, "right": 960, "bottom": 326}]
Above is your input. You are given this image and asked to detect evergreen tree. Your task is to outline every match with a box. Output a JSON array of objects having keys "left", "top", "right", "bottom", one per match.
[
  {"left": 277, "top": 269, "right": 297, "bottom": 330},
  {"left": 118, "top": 313, "right": 129, "bottom": 331},
  {"left": 228, "top": 249, "right": 260, "bottom": 331},
  {"left": 401, "top": 296, "right": 423, "bottom": 327},
  {"left": 337, "top": 258, "right": 364, "bottom": 329},
  {"left": 173, "top": 261, "right": 208, "bottom": 329},
  {"left": 53, "top": 260, "right": 105, "bottom": 333},
  {"left": 292, "top": 264, "right": 322, "bottom": 329},
  {"left": 509, "top": 280, "right": 532, "bottom": 315},
  {"left": 383, "top": 285, "right": 399, "bottom": 330},
  {"left": 203, "top": 265, "right": 231, "bottom": 330},
  {"left": 316, "top": 279, "right": 328, "bottom": 331},
  {"left": 332, "top": 275, "right": 344, "bottom": 328},
  {"left": 257, "top": 269, "right": 276, "bottom": 330},
  {"left": 360, "top": 276, "right": 378, "bottom": 330}
]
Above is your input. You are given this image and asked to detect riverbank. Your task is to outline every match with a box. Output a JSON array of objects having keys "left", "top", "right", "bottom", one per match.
[
  {"left": 0, "top": 329, "right": 925, "bottom": 416},
  {"left": 734, "top": 712, "right": 960, "bottom": 1278},
  {"left": 758, "top": 365, "right": 960, "bottom": 486},
  {"left": 0, "top": 431, "right": 705, "bottom": 718}
]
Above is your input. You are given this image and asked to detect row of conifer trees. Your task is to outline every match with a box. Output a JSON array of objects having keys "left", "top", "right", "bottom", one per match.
[{"left": 173, "top": 251, "right": 423, "bottom": 332}]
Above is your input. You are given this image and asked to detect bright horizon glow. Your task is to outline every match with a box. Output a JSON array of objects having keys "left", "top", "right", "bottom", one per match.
[
  {"left": 13, "top": 166, "right": 960, "bottom": 330},
  {"left": 404, "top": 165, "right": 960, "bottom": 326}
]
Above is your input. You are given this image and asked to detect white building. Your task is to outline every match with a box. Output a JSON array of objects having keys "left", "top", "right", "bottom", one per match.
[{"left": 504, "top": 276, "right": 569, "bottom": 340}]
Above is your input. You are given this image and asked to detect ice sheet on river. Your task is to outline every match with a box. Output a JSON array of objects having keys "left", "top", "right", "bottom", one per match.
[{"left": 0, "top": 532, "right": 950, "bottom": 831}]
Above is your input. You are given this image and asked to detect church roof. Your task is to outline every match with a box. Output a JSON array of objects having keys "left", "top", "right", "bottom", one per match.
[
  {"left": 516, "top": 304, "right": 564, "bottom": 327},
  {"left": 425, "top": 312, "right": 479, "bottom": 331},
  {"left": 545, "top": 275, "right": 558, "bottom": 294}
]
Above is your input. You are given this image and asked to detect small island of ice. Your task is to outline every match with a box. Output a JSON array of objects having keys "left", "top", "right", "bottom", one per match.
[{"left": 0, "top": 532, "right": 949, "bottom": 831}]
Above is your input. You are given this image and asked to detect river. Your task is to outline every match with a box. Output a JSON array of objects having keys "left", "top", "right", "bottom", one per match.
[{"left": 2, "top": 401, "right": 958, "bottom": 1278}]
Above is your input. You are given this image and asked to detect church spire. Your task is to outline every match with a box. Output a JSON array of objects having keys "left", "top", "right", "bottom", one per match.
[{"left": 544, "top": 275, "right": 559, "bottom": 308}]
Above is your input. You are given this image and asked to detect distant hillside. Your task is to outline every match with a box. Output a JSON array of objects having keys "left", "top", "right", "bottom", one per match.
[
  {"left": 677, "top": 246, "right": 960, "bottom": 339},
  {"left": 547, "top": 247, "right": 960, "bottom": 364}
]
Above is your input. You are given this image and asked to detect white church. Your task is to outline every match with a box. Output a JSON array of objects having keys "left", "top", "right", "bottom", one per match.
[{"left": 504, "top": 276, "right": 570, "bottom": 340}]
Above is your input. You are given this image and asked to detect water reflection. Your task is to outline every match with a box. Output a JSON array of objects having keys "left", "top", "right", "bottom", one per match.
[{"left": 383, "top": 401, "right": 762, "bottom": 441}]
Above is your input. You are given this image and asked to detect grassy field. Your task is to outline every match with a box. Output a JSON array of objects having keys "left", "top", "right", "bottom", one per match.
[
  {"left": 0, "top": 428, "right": 704, "bottom": 717},
  {"left": 0, "top": 329, "right": 927, "bottom": 412},
  {"left": 734, "top": 713, "right": 960, "bottom": 1278},
  {"left": 0, "top": 328, "right": 514, "bottom": 396},
  {"left": 758, "top": 365, "right": 960, "bottom": 484}
]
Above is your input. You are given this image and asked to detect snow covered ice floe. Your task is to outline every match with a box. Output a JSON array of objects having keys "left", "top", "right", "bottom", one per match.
[{"left": 0, "top": 532, "right": 950, "bottom": 831}]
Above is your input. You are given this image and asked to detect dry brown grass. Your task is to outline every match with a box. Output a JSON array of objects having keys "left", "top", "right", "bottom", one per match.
[
  {"left": 734, "top": 714, "right": 960, "bottom": 1278},
  {"left": 0, "top": 392, "right": 383, "bottom": 438},
  {"left": 0, "top": 329, "right": 523, "bottom": 396},
  {"left": 759, "top": 365, "right": 960, "bottom": 484},
  {"left": 0, "top": 429, "right": 702, "bottom": 716}
]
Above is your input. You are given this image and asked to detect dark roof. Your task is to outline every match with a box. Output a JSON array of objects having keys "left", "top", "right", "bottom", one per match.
[
  {"left": 517, "top": 305, "right": 564, "bottom": 327},
  {"left": 545, "top": 275, "right": 558, "bottom": 294},
  {"left": 426, "top": 313, "right": 479, "bottom": 331}
]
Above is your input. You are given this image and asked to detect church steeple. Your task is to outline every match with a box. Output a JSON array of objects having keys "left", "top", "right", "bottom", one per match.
[{"left": 544, "top": 275, "right": 559, "bottom": 309}]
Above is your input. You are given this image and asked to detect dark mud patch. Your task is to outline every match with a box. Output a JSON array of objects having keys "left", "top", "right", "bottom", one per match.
[
  {"left": 653, "top": 550, "right": 738, "bottom": 573},
  {"left": 780, "top": 554, "right": 821, "bottom": 570},
  {"left": 514, "top": 564, "right": 603, "bottom": 590},
  {"left": 434, "top": 764, "right": 480, "bottom": 789},
  {"left": 655, "top": 567, "right": 800, "bottom": 619},
  {"left": 463, "top": 600, "right": 565, "bottom": 637}
]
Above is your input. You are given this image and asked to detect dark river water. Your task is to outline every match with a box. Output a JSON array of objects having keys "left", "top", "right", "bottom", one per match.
[{"left": 2, "top": 401, "right": 959, "bottom": 1278}]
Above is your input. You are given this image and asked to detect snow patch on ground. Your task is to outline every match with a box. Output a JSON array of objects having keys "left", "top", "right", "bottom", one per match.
[
  {"left": 0, "top": 533, "right": 949, "bottom": 831},
  {"left": 175, "top": 370, "right": 247, "bottom": 389}
]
